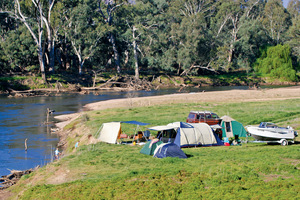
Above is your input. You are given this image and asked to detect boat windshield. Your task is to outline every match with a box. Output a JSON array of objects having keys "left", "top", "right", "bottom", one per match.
[{"left": 259, "top": 122, "right": 277, "bottom": 128}]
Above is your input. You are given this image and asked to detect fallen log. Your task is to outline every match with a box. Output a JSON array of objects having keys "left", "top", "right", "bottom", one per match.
[{"left": 0, "top": 166, "right": 39, "bottom": 190}]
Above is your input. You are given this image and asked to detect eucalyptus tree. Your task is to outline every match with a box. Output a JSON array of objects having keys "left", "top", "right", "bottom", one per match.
[
  {"left": 0, "top": 25, "right": 38, "bottom": 72},
  {"left": 262, "top": 0, "right": 290, "bottom": 44},
  {"left": 97, "top": 0, "right": 136, "bottom": 74},
  {"left": 136, "top": 0, "right": 172, "bottom": 73},
  {"left": 0, "top": 0, "right": 56, "bottom": 83},
  {"left": 145, "top": 0, "right": 217, "bottom": 76},
  {"left": 212, "top": 0, "right": 253, "bottom": 70},
  {"left": 121, "top": 0, "right": 159, "bottom": 79},
  {"left": 61, "top": 0, "right": 106, "bottom": 75},
  {"left": 228, "top": 0, "right": 272, "bottom": 71},
  {"left": 287, "top": 0, "right": 300, "bottom": 19},
  {"left": 286, "top": 0, "right": 300, "bottom": 64},
  {"left": 0, "top": 0, "right": 15, "bottom": 73}
]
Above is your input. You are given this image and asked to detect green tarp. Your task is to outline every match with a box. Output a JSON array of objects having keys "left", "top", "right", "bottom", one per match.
[{"left": 140, "top": 140, "right": 163, "bottom": 155}]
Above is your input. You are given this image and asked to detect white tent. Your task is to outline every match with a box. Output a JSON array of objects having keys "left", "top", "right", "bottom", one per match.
[
  {"left": 149, "top": 122, "right": 223, "bottom": 147},
  {"left": 96, "top": 121, "right": 150, "bottom": 144},
  {"left": 96, "top": 122, "right": 121, "bottom": 144}
]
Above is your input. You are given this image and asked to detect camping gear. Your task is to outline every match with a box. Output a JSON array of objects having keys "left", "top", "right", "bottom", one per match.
[
  {"left": 223, "top": 137, "right": 230, "bottom": 146},
  {"left": 95, "top": 121, "right": 150, "bottom": 144},
  {"left": 140, "top": 139, "right": 163, "bottom": 155},
  {"left": 220, "top": 116, "right": 247, "bottom": 138},
  {"left": 122, "top": 121, "right": 150, "bottom": 142},
  {"left": 246, "top": 122, "right": 298, "bottom": 146},
  {"left": 148, "top": 122, "right": 223, "bottom": 147},
  {"left": 153, "top": 143, "right": 187, "bottom": 159}
]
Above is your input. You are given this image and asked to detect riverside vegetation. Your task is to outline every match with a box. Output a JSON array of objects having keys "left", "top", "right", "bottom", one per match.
[{"left": 7, "top": 98, "right": 300, "bottom": 199}]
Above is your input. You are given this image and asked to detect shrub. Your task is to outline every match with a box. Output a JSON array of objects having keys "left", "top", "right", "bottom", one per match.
[{"left": 254, "top": 44, "right": 298, "bottom": 81}]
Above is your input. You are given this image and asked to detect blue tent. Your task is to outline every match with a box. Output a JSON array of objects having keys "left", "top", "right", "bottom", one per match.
[{"left": 153, "top": 143, "right": 187, "bottom": 159}]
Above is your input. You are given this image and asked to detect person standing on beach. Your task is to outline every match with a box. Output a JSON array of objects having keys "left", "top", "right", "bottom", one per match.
[
  {"left": 75, "top": 142, "right": 79, "bottom": 150},
  {"left": 55, "top": 148, "right": 61, "bottom": 160}
]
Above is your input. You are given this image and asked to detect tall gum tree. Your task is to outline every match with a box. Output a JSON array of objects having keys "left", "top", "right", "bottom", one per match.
[
  {"left": 0, "top": 0, "right": 55, "bottom": 84},
  {"left": 213, "top": 0, "right": 262, "bottom": 70},
  {"left": 286, "top": 0, "right": 300, "bottom": 64},
  {"left": 160, "top": 0, "right": 216, "bottom": 75},
  {"left": 123, "top": 1, "right": 156, "bottom": 80},
  {"left": 262, "top": 0, "right": 290, "bottom": 44},
  {"left": 64, "top": 0, "right": 105, "bottom": 75},
  {"left": 97, "top": 0, "right": 136, "bottom": 74}
]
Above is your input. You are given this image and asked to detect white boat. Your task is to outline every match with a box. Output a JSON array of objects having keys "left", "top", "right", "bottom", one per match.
[{"left": 246, "top": 122, "right": 298, "bottom": 145}]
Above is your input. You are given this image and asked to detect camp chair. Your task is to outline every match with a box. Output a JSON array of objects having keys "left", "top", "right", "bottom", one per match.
[{"left": 143, "top": 130, "right": 150, "bottom": 140}]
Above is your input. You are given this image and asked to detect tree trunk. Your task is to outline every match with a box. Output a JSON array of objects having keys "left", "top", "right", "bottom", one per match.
[
  {"left": 109, "top": 33, "right": 121, "bottom": 74},
  {"left": 132, "top": 27, "right": 139, "bottom": 80},
  {"left": 48, "top": 40, "right": 55, "bottom": 73},
  {"left": 38, "top": 47, "right": 47, "bottom": 84}
]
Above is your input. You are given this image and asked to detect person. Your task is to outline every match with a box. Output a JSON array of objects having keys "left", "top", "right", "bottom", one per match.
[
  {"left": 75, "top": 142, "right": 79, "bottom": 149},
  {"left": 55, "top": 148, "right": 61, "bottom": 160}
]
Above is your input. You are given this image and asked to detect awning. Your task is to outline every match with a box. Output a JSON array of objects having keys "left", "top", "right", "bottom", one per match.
[
  {"left": 121, "top": 121, "right": 150, "bottom": 126},
  {"left": 148, "top": 125, "right": 178, "bottom": 131}
]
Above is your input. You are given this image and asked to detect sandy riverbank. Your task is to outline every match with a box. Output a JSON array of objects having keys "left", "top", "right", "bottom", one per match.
[{"left": 54, "top": 86, "right": 300, "bottom": 129}]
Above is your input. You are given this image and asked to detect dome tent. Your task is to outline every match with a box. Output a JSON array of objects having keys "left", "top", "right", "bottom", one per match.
[
  {"left": 220, "top": 116, "right": 247, "bottom": 138},
  {"left": 148, "top": 122, "right": 223, "bottom": 148},
  {"left": 140, "top": 140, "right": 163, "bottom": 155},
  {"left": 153, "top": 143, "right": 187, "bottom": 159}
]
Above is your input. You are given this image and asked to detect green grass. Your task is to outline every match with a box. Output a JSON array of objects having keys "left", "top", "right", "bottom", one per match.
[
  {"left": 15, "top": 99, "right": 300, "bottom": 200},
  {"left": 19, "top": 143, "right": 300, "bottom": 200}
]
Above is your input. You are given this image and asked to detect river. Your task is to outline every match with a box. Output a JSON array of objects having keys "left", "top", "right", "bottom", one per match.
[{"left": 0, "top": 85, "right": 275, "bottom": 177}]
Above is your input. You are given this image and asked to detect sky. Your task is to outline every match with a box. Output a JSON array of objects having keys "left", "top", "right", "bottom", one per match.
[{"left": 282, "top": 0, "right": 289, "bottom": 8}]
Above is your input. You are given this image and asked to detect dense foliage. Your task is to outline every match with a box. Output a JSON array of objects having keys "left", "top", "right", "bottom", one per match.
[
  {"left": 0, "top": 0, "right": 299, "bottom": 82},
  {"left": 255, "top": 44, "right": 298, "bottom": 81}
]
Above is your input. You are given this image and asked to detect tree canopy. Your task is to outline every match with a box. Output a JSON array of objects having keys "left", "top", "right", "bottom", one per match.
[{"left": 0, "top": 0, "right": 299, "bottom": 82}]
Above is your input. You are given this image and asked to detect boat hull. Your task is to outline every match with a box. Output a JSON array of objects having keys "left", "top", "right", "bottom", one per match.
[{"left": 247, "top": 126, "right": 295, "bottom": 141}]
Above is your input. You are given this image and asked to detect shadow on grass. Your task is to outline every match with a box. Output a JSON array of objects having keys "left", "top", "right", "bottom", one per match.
[{"left": 185, "top": 154, "right": 194, "bottom": 158}]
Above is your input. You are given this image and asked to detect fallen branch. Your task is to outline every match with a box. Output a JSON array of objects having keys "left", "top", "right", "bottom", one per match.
[{"left": 0, "top": 166, "right": 39, "bottom": 190}]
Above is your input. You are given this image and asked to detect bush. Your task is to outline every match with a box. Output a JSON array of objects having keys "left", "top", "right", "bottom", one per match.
[{"left": 254, "top": 44, "right": 298, "bottom": 81}]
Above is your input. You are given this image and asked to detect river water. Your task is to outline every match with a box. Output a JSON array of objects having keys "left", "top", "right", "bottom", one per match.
[{"left": 0, "top": 85, "right": 270, "bottom": 177}]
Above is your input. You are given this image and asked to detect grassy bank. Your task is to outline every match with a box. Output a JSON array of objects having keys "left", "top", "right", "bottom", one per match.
[{"left": 10, "top": 99, "right": 300, "bottom": 199}]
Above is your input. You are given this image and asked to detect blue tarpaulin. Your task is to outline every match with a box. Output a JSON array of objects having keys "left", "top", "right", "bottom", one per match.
[{"left": 121, "top": 121, "right": 150, "bottom": 126}]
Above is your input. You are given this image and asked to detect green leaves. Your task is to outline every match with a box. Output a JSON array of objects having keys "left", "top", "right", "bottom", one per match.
[{"left": 254, "top": 44, "right": 297, "bottom": 81}]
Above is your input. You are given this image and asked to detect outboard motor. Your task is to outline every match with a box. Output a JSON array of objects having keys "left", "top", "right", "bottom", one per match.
[{"left": 294, "top": 131, "right": 298, "bottom": 137}]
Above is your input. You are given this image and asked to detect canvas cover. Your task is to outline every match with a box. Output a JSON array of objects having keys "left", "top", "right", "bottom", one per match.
[
  {"left": 153, "top": 143, "right": 187, "bottom": 159},
  {"left": 148, "top": 122, "right": 222, "bottom": 147},
  {"left": 188, "top": 123, "right": 220, "bottom": 146},
  {"left": 220, "top": 116, "right": 247, "bottom": 138},
  {"left": 140, "top": 140, "right": 163, "bottom": 155},
  {"left": 97, "top": 122, "right": 121, "bottom": 144},
  {"left": 167, "top": 122, "right": 222, "bottom": 147}
]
